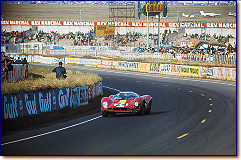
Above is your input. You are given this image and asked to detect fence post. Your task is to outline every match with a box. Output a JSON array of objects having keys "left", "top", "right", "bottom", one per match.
[
  {"left": 27, "top": 43, "right": 28, "bottom": 55},
  {"left": 227, "top": 54, "right": 230, "bottom": 64},
  {"left": 234, "top": 54, "right": 236, "bottom": 65}
]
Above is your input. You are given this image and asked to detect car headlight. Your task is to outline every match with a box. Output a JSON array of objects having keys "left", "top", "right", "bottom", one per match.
[
  {"left": 134, "top": 101, "right": 139, "bottom": 107},
  {"left": 102, "top": 101, "right": 108, "bottom": 109}
]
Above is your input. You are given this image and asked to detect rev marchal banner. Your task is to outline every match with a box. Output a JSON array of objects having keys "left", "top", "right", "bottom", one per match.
[
  {"left": 1, "top": 20, "right": 236, "bottom": 29},
  {"left": 95, "top": 25, "right": 115, "bottom": 36}
]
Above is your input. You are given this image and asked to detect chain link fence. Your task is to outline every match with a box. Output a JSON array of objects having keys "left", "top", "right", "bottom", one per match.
[
  {"left": 2, "top": 44, "right": 235, "bottom": 65},
  {"left": 3, "top": 43, "right": 121, "bottom": 56}
]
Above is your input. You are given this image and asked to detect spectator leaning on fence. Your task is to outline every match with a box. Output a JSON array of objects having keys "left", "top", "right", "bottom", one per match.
[
  {"left": 1, "top": 53, "right": 6, "bottom": 81},
  {"left": 14, "top": 57, "right": 22, "bottom": 64},
  {"left": 52, "top": 62, "right": 67, "bottom": 79},
  {"left": 2, "top": 57, "right": 13, "bottom": 81}
]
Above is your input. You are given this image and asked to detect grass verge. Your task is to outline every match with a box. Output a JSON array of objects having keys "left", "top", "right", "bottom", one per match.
[{"left": 1, "top": 65, "right": 102, "bottom": 95}]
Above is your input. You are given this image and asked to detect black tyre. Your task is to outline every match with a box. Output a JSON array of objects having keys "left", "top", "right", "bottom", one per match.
[
  {"left": 145, "top": 100, "right": 152, "bottom": 114},
  {"left": 102, "top": 111, "right": 109, "bottom": 117},
  {"left": 138, "top": 102, "right": 145, "bottom": 116},
  {"left": 109, "top": 112, "right": 116, "bottom": 116}
]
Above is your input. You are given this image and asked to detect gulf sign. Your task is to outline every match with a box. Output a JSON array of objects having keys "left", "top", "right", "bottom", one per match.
[
  {"left": 2, "top": 82, "right": 103, "bottom": 120},
  {"left": 146, "top": 4, "right": 164, "bottom": 13},
  {"left": 96, "top": 25, "right": 115, "bottom": 36}
]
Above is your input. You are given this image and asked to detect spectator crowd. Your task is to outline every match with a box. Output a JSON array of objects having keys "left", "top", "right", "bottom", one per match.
[
  {"left": 189, "top": 33, "right": 234, "bottom": 44},
  {"left": 1, "top": 52, "right": 28, "bottom": 82},
  {"left": 1, "top": 29, "right": 97, "bottom": 46},
  {"left": 1, "top": 28, "right": 236, "bottom": 58}
]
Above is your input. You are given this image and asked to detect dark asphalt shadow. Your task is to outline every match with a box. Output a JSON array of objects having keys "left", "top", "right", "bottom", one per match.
[
  {"left": 106, "top": 111, "right": 171, "bottom": 118},
  {"left": 148, "top": 111, "right": 171, "bottom": 115}
]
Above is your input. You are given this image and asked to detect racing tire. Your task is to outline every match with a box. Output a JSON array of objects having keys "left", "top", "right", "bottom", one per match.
[
  {"left": 109, "top": 112, "right": 116, "bottom": 117},
  {"left": 138, "top": 102, "right": 145, "bottom": 116},
  {"left": 102, "top": 111, "right": 109, "bottom": 117},
  {"left": 145, "top": 100, "right": 152, "bottom": 114}
]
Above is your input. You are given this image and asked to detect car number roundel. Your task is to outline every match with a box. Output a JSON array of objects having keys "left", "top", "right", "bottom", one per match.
[{"left": 114, "top": 103, "right": 127, "bottom": 107}]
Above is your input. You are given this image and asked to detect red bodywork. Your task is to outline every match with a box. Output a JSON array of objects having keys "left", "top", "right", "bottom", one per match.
[{"left": 101, "top": 92, "right": 152, "bottom": 113}]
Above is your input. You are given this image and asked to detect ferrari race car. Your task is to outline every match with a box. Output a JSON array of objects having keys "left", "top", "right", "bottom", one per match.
[{"left": 101, "top": 91, "right": 152, "bottom": 117}]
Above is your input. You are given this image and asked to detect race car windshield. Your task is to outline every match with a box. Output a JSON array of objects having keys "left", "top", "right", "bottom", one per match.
[{"left": 112, "top": 92, "right": 138, "bottom": 100}]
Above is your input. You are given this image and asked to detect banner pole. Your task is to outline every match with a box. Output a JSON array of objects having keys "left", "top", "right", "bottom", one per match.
[
  {"left": 147, "top": 11, "right": 149, "bottom": 53},
  {"left": 158, "top": 12, "right": 160, "bottom": 53}
]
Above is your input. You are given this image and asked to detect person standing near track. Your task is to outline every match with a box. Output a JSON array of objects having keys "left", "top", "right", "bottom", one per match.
[
  {"left": 52, "top": 62, "right": 67, "bottom": 79},
  {"left": 22, "top": 58, "right": 28, "bottom": 78}
]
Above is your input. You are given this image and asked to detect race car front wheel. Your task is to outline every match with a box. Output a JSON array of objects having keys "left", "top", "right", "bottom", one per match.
[
  {"left": 145, "top": 100, "right": 152, "bottom": 114},
  {"left": 138, "top": 102, "right": 145, "bottom": 116},
  {"left": 102, "top": 111, "right": 109, "bottom": 117}
]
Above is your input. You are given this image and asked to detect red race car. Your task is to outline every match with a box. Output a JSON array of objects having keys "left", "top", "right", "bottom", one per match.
[{"left": 101, "top": 91, "right": 152, "bottom": 117}]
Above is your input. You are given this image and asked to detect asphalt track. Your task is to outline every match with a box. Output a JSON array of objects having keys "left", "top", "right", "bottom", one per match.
[{"left": 1, "top": 64, "right": 237, "bottom": 155}]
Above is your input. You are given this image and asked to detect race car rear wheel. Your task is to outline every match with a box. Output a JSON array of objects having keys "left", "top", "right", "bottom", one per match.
[{"left": 102, "top": 111, "right": 109, "bottom": 117}]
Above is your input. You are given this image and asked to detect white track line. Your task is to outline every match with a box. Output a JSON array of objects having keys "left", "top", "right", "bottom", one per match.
[
  {"left": 103, "top": 86, "right": 121, "bottom": 93},
  {"left": 1, "top": 116, "right": 102, "bottom": 146}
]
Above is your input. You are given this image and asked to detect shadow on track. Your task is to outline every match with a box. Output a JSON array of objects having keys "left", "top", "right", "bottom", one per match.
[{"left": 106, "top": 111, "right": 171, "bottom": 118}]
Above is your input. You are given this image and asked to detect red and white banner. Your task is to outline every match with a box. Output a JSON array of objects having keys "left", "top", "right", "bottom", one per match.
[{"left": 1, "top": 20, "right": 236, "bottom": 29}]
